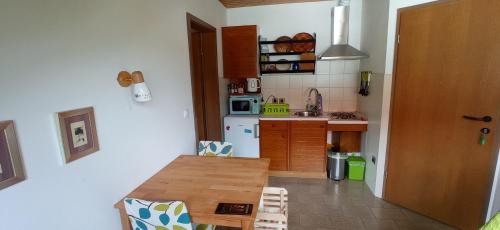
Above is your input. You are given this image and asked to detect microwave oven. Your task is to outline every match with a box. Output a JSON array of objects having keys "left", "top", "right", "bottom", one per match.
[{"left": 229, "top": 95, "right": 261, "bottom": 115}]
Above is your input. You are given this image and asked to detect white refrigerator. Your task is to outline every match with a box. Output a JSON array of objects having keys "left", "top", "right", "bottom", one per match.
[{"left": 224, "top": 115, "right": 260, "bottom": 158}]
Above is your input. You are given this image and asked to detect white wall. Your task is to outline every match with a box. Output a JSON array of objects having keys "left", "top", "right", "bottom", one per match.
[
  {"left": 0, "top": 0, "right": 226, "bottom": 229},
  {"left": 358, "top": 0, "right": 390, "bottom": 194},
  {"left": 227, "top": 0, "right": 364, "bottom": 111}
]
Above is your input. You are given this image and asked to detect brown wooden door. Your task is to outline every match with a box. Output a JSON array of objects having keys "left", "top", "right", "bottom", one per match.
[
  {"left": 289, "top": 121, "right": 327, "bottom": 172},
  {"left": 187, "top": 14, "right": 222, "bottom": 143},
  {"left": 222, "top": 25, "right": 258, "bottom": 78},
  {"left": 259, "top": 120, "right": 289, "bottom": 171},
  {"left": 385, "top": 1, "right": 500, "bottom": 229}
]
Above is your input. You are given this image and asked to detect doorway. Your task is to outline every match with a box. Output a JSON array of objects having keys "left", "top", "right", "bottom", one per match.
[
  {"left": 186, "top": 13, "right": 222, "bottom": 144},
  {"left": 384, "top": 0, "right": 500, "bottom": 229}
]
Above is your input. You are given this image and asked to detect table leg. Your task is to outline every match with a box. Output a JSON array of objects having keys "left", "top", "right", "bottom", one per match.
[
  {"left": 241, "top": 220, "right": 254, "bottom": 230},
  {"left": 119, "top": 208, "right": 132, "bottom": 230}
]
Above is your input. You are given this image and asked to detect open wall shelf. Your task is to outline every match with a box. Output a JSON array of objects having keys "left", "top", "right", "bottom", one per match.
[{"left": 259, "top": 34, "right": 317, "bottom": 75}]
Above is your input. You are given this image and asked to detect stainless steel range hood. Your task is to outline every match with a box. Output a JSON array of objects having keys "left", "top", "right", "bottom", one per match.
[{"left": 319, "top": 4, "right": 368, "bottom": 60}]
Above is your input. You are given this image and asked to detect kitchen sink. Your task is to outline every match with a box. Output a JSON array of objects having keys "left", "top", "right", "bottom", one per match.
[{"left": 294, "top": 111, "right": 320, "bottom": 117}]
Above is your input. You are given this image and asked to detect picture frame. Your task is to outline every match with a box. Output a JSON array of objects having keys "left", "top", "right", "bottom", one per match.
[
  {"left": 0, "top": 120, "right": 26, "bottom": 191},
  {"left": 57, "top": 107, "right": 99, "bottom": 163}
]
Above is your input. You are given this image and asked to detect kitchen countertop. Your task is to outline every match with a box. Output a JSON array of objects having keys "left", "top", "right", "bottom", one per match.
[{"left": 259, "top": 111, "right": 369, "bottom": 124}]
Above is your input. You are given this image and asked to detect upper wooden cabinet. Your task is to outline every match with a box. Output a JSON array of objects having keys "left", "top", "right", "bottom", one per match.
[{"left": 222, "top": 25, "right": 258, "bottom": 78}]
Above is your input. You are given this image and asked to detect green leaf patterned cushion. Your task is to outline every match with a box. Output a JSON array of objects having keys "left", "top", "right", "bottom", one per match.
[
  {"left": 193, "top": 224, "right": 216, "bottom": 230},
  {"left": 198, "top": 141, "right": 233, "bottom": 157},
  {"left": 124, "top": 198, "right": 193, "bottom": 230}
]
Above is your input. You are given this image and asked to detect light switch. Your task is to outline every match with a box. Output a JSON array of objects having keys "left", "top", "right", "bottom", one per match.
[{"left": 183, "top": 110, "right": 189, "bottom": 119}]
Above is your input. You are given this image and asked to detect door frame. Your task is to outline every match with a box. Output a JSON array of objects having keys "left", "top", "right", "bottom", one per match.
[
  {"left": 186, "top": 13, "right": 222, "bottom": 145},
  {"left": 383, "top": 0, "right": 500, "bottom": 223}
]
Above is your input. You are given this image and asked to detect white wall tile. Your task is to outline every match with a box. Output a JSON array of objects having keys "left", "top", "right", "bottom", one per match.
[
  {"left": 330, "top": 60, "right": 345, "bottom": 74},
  {"left": 302, "top": 75, "right": 317, "bottom": 88},
  {"left": 316, "top": 61, "right": 330, "bottom": 75},
  {"left": 259, "top": 60, "right": 360, "bottom": 112},
  {"left": 342, "top": 100, "right": 358, "bottom": 112},
  {"left": 343, "top": 87, "right": 358, "bottom": 101},
  {"left": 330, "top": 75, "right": 343, "bottom": 88},
  {"left": 343, "top": 74, "right": 359, "bottom": 88},
  {"left": 289, "top": 75, "right": 302, "bottom": 88},
  {"left": 262, "top": 88, "right": 275, "bottom": 102},
  {"left": 288, "top": 89, "right": 304, "bottom": 110},
  {"left": 316, "top": 75, "right": 330, "bottom": 87},
  {"left": 262, "top": 76, "right": 276, "bottom": 89},
  {"left": 275, "top": 88, "right": 290, "bottom": 100},
  {"left": 344, "top": 60, "right": 360, "bottom": 74},
  {"left": 330, "top": 88, "right": 344, "bottom": 102},
  {"left": 329, "top": 101, "right": 343, "bottom": 112},
  {"left": 275, "top": 76, "right": 290, "bottom": 89}
]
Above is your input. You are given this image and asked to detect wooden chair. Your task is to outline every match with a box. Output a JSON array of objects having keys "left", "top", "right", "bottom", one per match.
[
  {"left": 196, "top": 141, "right": 234, "bottom": 230},
  {"left": 123, "top": 198, "right": 193, "bottom": 230},
  {"left": 198, "top": 141, "right": 233, "bottom": 157},
  {"left": 255, "top": 187, "right": 288, "bottom": 230}
]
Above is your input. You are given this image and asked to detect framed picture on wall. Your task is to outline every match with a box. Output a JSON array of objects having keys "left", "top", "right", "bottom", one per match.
[
  {"left": 57, "top": 107, "right": 99, "bottom": 163},
  {"left": 0, "top": 120, "right": 26, "bottom": 191}
]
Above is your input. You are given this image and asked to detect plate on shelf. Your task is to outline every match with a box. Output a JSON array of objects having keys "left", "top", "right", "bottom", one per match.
[
  {"left": 276, "top": 59, "right": 291, "bottom": 71},
  {"left": 292, "top": 32, "right": 315, "bottom": 52},
  {"left": 299, "top": 53, "right": 316, "bottom": 70},
  {"left": 273, "top": 36, "right": 292, "bottom": 53}
]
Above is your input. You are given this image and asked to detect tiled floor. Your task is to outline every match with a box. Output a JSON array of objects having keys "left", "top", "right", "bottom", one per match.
[{"left": 263, "top": 176, "right": 457, "bottom": 230}]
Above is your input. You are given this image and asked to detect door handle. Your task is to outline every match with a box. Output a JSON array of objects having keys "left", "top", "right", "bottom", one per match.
[
  {"left": 254, "top": 124, "right": 259, "bottom": 139},
  {"left": 463, "top": 115, "right": 492, "bottom": 123}
]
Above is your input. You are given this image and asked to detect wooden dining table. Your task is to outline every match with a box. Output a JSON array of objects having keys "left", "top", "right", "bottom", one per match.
[{"left": 114, "top": 155, "right": 270, "bottom": 230}]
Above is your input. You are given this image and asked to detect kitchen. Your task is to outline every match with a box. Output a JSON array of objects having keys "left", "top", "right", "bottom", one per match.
[
  {"left": 223, "top": 0, "right": 370, "bottom": 182},
  {"left": 1, "top": 0, "right": 499, "bottom": 229}
]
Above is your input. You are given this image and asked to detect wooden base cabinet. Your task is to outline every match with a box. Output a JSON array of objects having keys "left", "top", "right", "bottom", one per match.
[
  {"left": 289, "top": 121, "right": 327, "bottom": 172},
  {"left": 259, "top": 120, "right": 327, "bottom": 173},
  {"left": 259, "top": 121, "right": 289, "bottom": 171}
]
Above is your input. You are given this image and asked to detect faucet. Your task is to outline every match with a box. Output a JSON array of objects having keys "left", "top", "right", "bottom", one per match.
[{"left": 306, "top": 88, "right": 322, "bottom": 114}]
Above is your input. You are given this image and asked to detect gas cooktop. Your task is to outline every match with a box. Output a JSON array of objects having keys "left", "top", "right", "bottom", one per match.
[{"left": 330, "top": 112, "right": 362, "bottom": 120}]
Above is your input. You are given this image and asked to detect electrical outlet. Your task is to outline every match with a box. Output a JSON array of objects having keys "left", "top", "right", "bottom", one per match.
[{"left": 371, "top": 156, "right": 376, "bottom": 164}]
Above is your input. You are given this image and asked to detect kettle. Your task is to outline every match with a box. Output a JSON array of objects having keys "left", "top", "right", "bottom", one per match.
[{"left": 246, "top": 78, "right": 261, "bottom": 93}]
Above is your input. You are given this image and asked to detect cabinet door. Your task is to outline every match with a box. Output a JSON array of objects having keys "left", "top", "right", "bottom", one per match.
[
  {"left": 222, "top": 25, "right": 258, "bottom": 78},
  {"left": 259, "top": 120, "right": 288, "bottom": 171},
  {"left": 289, "top": 121, "right": 327, "bottom": 172}
]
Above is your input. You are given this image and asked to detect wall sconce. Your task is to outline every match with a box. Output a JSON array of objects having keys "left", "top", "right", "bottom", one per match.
[{"left": 117, "top": 71, "right": 152, "bottom": 102}]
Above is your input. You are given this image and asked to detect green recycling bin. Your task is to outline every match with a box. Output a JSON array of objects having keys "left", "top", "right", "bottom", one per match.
[{"left": 347, "top": 156, "right": 366, "bottom": 181}]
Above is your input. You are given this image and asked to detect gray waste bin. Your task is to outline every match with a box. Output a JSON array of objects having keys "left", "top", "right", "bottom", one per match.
[{"left": 327, "top": 152, "right": 348, "bottom": 181}]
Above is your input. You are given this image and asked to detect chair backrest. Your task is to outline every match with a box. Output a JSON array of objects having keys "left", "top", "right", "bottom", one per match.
[
  {"left": 261, "top": 187, "right": 288, "bottom": 213},
  {"left": 256, "top": 187, "right": 289, "bottom": 230},
  {"left": 124, "top": 198, "right": 193, "bottom": 230},
  {"left": 198, "top": 141, "right": 233, "bottom": 157}
]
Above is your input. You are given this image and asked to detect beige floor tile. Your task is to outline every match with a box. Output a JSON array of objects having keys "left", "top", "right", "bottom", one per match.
[
  {"left": 371, "top": 207, "right": 410, "bottom": 220},
  {"left": 362, "top": 219, "right": 399, "bottom": 230},
  {"left": 266, "top": 177, "right": 456, "bottom": 230}
]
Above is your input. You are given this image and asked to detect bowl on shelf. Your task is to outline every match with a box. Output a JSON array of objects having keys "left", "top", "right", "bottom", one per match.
[
  {"left": 273, "top": 36, "right": 292, "bottom": 53},
  {"left": 276, "top": 59, "right": 291, "bottom": 71}
]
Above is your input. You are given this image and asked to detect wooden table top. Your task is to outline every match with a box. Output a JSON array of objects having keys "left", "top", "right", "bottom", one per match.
[{"left": 115, "top": 155, "right": 270, "bottom": 227}]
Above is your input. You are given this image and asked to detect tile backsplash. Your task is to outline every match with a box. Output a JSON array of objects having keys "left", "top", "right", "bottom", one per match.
[{"left": 261, "top": 60, "right": 360, "bottom": 112}]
